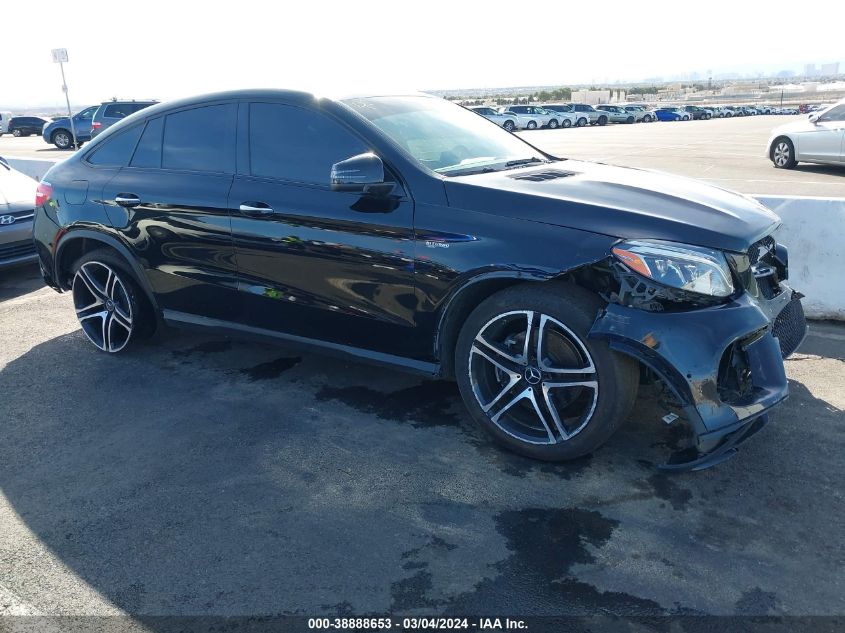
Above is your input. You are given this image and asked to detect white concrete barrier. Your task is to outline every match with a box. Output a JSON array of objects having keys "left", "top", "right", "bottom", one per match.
[
  {"left": 755, "top": 195, "right": 845, "bottom": 321},
  {"left": 6, "top": 157, "right": 62, "bottom": 182},
  {"left": 3, "top": 154, "right": 843, "bottom": 320}
]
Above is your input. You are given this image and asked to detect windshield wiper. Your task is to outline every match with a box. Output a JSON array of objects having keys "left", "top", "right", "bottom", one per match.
[
  {"left": 444, "top": 166, "right": 499, "bottom": 177},
  {"left": 504, "top": 157, "right": 545, "bottom": 168}
]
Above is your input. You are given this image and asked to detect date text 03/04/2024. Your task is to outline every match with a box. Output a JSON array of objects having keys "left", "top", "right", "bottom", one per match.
[{"left": 307, "top": 617, "right": 528, "bottom": 630}]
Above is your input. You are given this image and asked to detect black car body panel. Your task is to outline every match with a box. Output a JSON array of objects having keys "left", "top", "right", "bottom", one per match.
[
  {"left": 33, "top": 90, "right": 805, "bottom": 469},
  {"left": 445, "top": 161, "right": 780, "bottom": 253}
]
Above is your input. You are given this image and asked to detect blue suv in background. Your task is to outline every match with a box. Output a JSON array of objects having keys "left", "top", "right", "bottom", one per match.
[{"left": 42, "top": 105, "right": 97, "bottom": 149}]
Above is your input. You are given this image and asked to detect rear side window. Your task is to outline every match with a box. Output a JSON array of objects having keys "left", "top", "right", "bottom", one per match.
[
  {"left": 248, "top": 103, "right": 366, "bottom": 185},
  {"left": 131, "top": 117, "right": 163, "bottom": 168},
  {"left": 162, "top": 104, "right": 236, "bottom": 173},
  {"left": 104, "top": 104, "right": 134, "bottom": 119},
  {"left": 86, "top": 125, "right": 144, "bottom": 166}
]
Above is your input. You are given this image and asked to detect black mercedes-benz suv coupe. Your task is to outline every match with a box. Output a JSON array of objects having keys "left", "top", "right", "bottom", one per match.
[{"left": 33, "top": 90, "right": 806, "bottom": 470}]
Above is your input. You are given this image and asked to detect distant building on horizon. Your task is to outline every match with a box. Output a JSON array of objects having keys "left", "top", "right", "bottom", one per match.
[{"left": 821, "top": 62, "right": 840, "bottom": 76}]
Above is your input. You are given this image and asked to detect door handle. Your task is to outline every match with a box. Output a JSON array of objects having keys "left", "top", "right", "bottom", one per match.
[
  {"left": 239, "top": 202, "right": 274, "bottom": 218},
  {"left": 114, "top": 194, "right": 141, "bottom": 208}
]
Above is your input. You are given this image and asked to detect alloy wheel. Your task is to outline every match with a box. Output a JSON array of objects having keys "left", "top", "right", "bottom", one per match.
[
  {"left": 773, "top": 141, "right": 791, "bottom": 167},
  {"left": 72, "top": 261, "right": 134, "bottom": 352},
  {"left": 468, "top": 310, "right": 598, "bottom": 445},
  {"left": 55, "top": 131, "right": 71, "bottom": 149}
]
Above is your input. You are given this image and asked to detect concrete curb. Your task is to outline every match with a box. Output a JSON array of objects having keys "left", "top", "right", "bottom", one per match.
[
  {"left": 6, "top": 157, "right": 843, "bottom": 320},
  {"left": 755, "top": 195, "right": 845, "bottom": 321}
]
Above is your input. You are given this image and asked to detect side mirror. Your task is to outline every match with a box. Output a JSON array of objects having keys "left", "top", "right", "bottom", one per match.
[
  {"left": 808, "top": 113, "right": 820, "bottom": 124},
  {"left": 330, "top": 152, "right": 393, "bottom": 196}
]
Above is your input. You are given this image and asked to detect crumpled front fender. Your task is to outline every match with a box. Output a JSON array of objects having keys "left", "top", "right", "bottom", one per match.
[{"left": 588, "top": 293, "right": 788, "bottom": 442}]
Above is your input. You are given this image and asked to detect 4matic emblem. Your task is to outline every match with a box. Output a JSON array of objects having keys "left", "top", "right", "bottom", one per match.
[{"left": 0, "top": 215, "right": 16, "bottom": 225}]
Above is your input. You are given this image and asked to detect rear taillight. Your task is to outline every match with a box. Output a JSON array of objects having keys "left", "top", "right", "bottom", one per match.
[
  {"left": 36, "top": 181, "right": 53, "bottom": 207},
  {"left": 91, "top": 121, "right": 102, "bottom": 129}
]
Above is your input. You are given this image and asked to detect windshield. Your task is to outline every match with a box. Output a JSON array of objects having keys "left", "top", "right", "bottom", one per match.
[{"left": 343, "top": 96, "right": 547, "bottom": 176}]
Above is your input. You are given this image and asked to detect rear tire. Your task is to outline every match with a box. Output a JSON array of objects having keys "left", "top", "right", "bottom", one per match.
[
  {"left": 562, "top": 119, "right": 572, "bottom": 128},
  {"left": 771, "top": 137, "right": 797, "bottom": 169},
  {"left": 577, "top": 117, "right": 588, "bottom": 127},
  {"left": 526, "top": 121, "right": 537, "bottom": 130},
  {"left": 598, "top": 116, "right": 608, "bottom": 126},
  {"left": 12, "top": 129, "right": 21, "bottom": 137},
  {"left": 454, "top": 283, "right": 638, "bottom": 462},
  {"left": 503, "top": 120, "right": 516, "bottom": 132},
  {"left": 70, "top": 249, "right": 156, "bottom": 353},
  {"left": 626, "top": 116, "right": 635, "bottom": 124}
]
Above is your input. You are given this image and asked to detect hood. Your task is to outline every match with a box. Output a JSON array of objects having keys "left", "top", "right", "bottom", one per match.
[
  {"left": 0, "top": 165, "right": 39, "bottom": 213},
  {"left": 45, "top": 117, "right": 69, "bottom": 128},
  {"left": 771, "top": 119, "right": 816, "bottom": 136},
  {"left": 444, "top": 160, "right": 779, "bottom": 253}
]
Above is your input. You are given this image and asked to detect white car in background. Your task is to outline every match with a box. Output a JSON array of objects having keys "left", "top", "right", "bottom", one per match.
[
  {"left": 501, "top": 105, "right": 562, "bottom": 129},
  {"left": 0, "top": 111, "right": 13, "bottom": 136},
  {"left": 767, "top": 99, "right": 845, "bottom": 168},
  {"left": 468, "top": 106, "right": 519, "bottom": 132},
  {"left": 544, "top": 104, "right": 587, "bottom": 127}
]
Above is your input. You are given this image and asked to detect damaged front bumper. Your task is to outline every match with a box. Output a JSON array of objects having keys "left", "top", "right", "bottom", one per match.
[{"left": 589, "top": 283, "right": 806, "bottom": 471}]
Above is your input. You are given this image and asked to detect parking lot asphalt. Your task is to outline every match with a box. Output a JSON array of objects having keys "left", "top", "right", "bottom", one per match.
[
  {"left": 517, "top": 115, "right": 845, "bottom": 197},
  {"left": 1, "top": 262, "right": 843, "bottom": 620}
]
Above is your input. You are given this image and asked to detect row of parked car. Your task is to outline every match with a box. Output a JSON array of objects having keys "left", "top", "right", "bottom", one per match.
[
  {"left": 469, "top": 102, "right": 800, "bottom": 130},
  {"left": 0, "top": 99, "right": 157, "bottom": 148}
]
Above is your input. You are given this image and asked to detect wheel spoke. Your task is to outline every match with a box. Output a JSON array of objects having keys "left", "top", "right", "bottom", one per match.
[
  {"left": 491, "top": 387, "right": 556, "bottom": 443},
  {"left": 542, "top": 380, "right": 599, "bottom": 439},
  {"left": 102, "top": 313, "right": 113, "bottom": 352},
  {"left": 489, "top": 384, "right": 531, "bottom": 422},
  {"left": 478, "top": 370, "right": 523, "bottom": 415},
  {"left": 75, "top": 299, "right": 103, "bottom": 318},
  {"left": 537, "top": 314, "right": 595, "bottom": 374},
  {"left": 112, "top": 306, "right": 132, "bottom": 332},
  {"left": 76, "top": 265, "right": 107, "bottom": 302},
  {"left": 78, "top": 309, "right": 108, "bottom": 324},
  {"left": 471, "top": 343, "right": 521, "bottom": 377}
]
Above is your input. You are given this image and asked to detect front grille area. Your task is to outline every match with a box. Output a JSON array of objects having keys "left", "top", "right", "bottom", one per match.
[
  {"left": 0, "top": 239, "right": 36, "bottom": 261},
  {"left": 772, "top": 295, "right": 807, "bottom": 359},
  {"left": 748, "top": 236, "right": 776, "bottom": 265}
]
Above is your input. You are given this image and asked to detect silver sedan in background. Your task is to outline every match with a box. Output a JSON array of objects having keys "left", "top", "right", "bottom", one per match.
[
  {"left": 468, "top": 106, "right": 520, "bottom": 132},
  {"left": 596, "top": 105, "right": 637, "bottom": 123}
]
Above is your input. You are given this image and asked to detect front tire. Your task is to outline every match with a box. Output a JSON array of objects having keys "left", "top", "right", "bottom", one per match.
[
  {"left": 71, "top": 250, "right": 155, "bottom": 353},
  {"left": 52, "top": 129, "right": 73, "bottom": 149},
  {"left": 12, "top": 129, "right": 21, "bottom": 137},
  {"left": 454, "top": 283, "right": 638, "bottom": 462},
  {"left": 771, "top": 137, "right": 797, "bottom": 169}
]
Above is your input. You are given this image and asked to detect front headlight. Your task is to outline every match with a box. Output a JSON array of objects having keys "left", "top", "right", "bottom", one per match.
[{"left": 612, "top": 240, "right": 734, "bottom": 297}]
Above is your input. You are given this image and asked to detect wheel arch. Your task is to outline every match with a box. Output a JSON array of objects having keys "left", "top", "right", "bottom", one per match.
[
  {"left": 769, "top": 134, "right": 795, "bottom": 159},
  {"left": 435, "top": 261, "right": 609, "bottom": 378},
  {"left": 55, "top": 229, "right": 160, "bottom": 316},
  {"left": 50, "top": 127, "right": 71, "bottom": 141}
]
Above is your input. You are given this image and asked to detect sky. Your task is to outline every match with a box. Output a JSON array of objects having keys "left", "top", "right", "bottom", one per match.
[{"left": 1, "top": 0, "right": 843, "bottom": 110}]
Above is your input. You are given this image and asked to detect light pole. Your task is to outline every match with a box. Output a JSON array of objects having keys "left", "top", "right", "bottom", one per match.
[{"left": 51, "top": 48, "right": 78, "bottom": 150}]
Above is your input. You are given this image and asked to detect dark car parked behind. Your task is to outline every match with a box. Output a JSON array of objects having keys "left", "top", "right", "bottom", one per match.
[
  {"left": 33, "top": 90, "right": 806, "bottom": 471},
  {"left": 8, "top": 116, "right": 50, "bottom": 137},
  {"left": 90, "top": 100, "right": 158, "bottom": 138}
]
